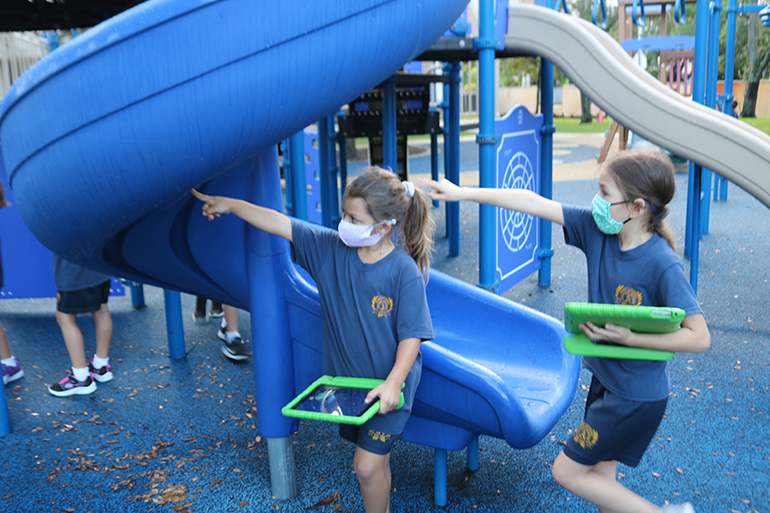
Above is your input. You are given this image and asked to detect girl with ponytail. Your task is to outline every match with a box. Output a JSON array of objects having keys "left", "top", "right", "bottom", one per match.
[
  {"left": 193, "top": 166, "right": 434, "bottom": 513},
  {"left": 420, "top": 150, "right": 710, "bottom": 513}
]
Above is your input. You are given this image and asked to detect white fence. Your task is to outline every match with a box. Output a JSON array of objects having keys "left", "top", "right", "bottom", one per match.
[{"left": 1, "top": 32, "right": 50, "bottom": 98}]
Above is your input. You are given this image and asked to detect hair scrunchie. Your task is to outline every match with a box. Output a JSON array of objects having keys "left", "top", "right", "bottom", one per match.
[{"left": 402, "top": 180, "right": 415, "bottom": 198}]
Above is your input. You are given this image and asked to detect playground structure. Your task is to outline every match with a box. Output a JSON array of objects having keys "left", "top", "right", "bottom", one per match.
[
  {"left": 597, "top": 0, "right": 697, "bottom": 163},
  {"left": 2, "top": 0, "right": 770, "bottom": 505},
  {"left": 0, "top": 0, "right": 580, "bottom": 505}
]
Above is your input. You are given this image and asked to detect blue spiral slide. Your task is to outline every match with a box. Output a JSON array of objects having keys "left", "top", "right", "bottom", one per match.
[{"left": 0, "top": 0, "right": 579, "bottom": 463}]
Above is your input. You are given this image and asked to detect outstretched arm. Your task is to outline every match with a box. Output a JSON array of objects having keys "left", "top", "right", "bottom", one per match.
[
  {"left": 416, "top": 177, "right": 565, "bottom": 226},
  {"left": 191, "top": 188, "right": 292, "bottom": 242}
]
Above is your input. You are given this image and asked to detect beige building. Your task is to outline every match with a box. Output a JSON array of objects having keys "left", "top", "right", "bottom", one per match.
[{"left": 495, "top": 79, "right": 770, "bottom": 119}]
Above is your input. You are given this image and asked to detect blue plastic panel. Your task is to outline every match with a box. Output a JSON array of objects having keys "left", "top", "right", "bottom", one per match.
[
  {"left": 494, "top": 105, "right": 544, "bottom": 294},
  {"left": 0, "top": 148, "right": 123, "bottom": 298}
]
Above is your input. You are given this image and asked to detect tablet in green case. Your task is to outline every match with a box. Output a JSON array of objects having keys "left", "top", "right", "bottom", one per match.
[
  {"left": 282, "top": 376, "right": 404, "bottom": 425},
  {"left": 563, "top": 303, "right": 684, "bottom": 361}
]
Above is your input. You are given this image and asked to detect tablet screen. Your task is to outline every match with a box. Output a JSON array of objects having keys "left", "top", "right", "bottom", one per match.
[{"left": 292, "top": 385, "right": 374, "bottom": 418}]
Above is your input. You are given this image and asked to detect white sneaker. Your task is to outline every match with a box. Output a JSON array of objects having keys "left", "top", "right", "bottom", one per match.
[{"left": 663, "top": 502, "right": 695, "bottom": 513}]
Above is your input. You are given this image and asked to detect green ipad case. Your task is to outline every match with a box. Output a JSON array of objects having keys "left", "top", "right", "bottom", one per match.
[
  {"left": 563, "top": 303, "right": 684, "bottom": 361},
  {"left": 282, "top": 375, "right": 404, "bottom": 425}
]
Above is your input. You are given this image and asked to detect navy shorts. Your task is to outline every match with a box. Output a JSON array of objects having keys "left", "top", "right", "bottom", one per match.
[
  {"left": 57, "top": 281, "right": 110, "bottom": 314},
  {"left": 564, "top": 376, "right": 668, "bottom": 468},
  {"left": 339, "top": 423, "right": 402, "bottom": 456}
]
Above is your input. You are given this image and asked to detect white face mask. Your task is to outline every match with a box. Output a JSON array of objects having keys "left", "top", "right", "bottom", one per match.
[{"left": 338, "top": 218, "right": 396, "bottom": 247}]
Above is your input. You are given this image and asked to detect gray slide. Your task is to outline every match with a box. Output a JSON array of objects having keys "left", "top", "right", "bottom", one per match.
[{"left": 505, "top": 4, "right": 770, "bottom": 209}]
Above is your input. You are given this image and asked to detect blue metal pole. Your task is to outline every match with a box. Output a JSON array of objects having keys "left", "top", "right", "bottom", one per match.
[
  {"left": 289, "top": 132, "right": 308, "bottom": 221},
  {"left": 327, "top": 114, "right": 340, "bottom": 226},
  {"left": 244, "top": 148, "right": 297, "bottom": 499},
  {"left": 163, "top": 289, "right": 186, "bottom": 359},
  {"left": 0, "top": 383, "right": 10, "bottom": 437},
  {"left": 441, "top": 78, "right": 452, "bottom": 234},
  {"left": 282, "top": 140, "right": 293, "bottom": 215},
  {"left": 538, "top": 0, "right": 557, "bottom": 288},
  {"left": 700, "top": 0, "right": 722, "bottom": 236},
  {"left": 684, "top": 0, "right": 710, "bottom": 291},
  {"left": 130, "top": 283, "right": 145, "bottom": 309},
  {"left": 467, "top": 436, "right": 480, "bottom": 471},
  {"left": 383, "top": 75, "right": 398, "bottom": 173},
  {"left": 719, "top": 0, "right": 738, "bottom": 202},
  {"left": 477, "top": 0, "right": 499, "bottom": 292},
  {"left": 318, "top": 117, "right": 332, "bottom": 228},
  {"left": 430, "top": 131, "right": 439, "bottom": 208},
  {"left": 434, "top": 448, "right": 448, "bottom": 506},
  {"left": 337, "top": 110, "right": 349, "bottom": 198},
  {"left": 447, "top": 60, "right": 462, "bottom": 257}
]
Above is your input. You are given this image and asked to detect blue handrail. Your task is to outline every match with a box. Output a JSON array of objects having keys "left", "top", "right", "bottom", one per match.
[
  {"left": 558, "top": 0, "right": 570, "bottom": 14},
  {"left": 632, "top": 0, "right": 646, "bottom": 26},
  {"left": 674, "top": 0, "right": 686, "bottom": 23},
  {"left": 592, "top": 0, "right": 607, "bottom": 29},
  {"left": 760, "top": 4, "right": 770, "bottom": 27}
]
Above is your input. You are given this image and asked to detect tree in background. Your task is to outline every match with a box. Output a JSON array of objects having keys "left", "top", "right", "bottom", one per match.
[
  {"left": 734, "top": 7, "right": 770, "bottom": 117},
  {"left": 664, "top": 1, "right": 770, "bottom": 117},
  {"left": 497, "top": 1, "right": 770, "bottom": 119},
  {"left": 568, "top": 0, "right": 618, "bottom": 122}
]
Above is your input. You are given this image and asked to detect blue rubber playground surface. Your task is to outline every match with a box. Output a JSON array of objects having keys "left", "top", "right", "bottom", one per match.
[{"left": 1, "top": 141, "right": 768, "bottom": 512}]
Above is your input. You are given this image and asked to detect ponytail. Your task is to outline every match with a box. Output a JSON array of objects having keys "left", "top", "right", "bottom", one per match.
[{"left": 400, "top": 186, "right": 434, "bottom": 276}]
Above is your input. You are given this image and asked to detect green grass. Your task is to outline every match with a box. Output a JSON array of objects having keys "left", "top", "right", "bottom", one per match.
[
  {"left": 352, "top": 116, "right": 770, "bottom": 141},
  {"left": 738, "top": 117, "right": 770, "bottom": 136},
  {"left": 553, "top": 117, "right": 613, "bottom": 134},
  {"left": 554, "top": 116, "right": 770, "bottom": 136}
]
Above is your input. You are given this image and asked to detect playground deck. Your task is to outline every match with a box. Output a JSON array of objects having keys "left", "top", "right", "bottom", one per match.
[{"left": 1, "top": 135, "right": 768, "bottom": 512}]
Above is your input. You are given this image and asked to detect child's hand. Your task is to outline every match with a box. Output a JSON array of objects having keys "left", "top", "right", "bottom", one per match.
[
  {"left": 365, "top": 380, "right": 402, "bottom": 415},
  {"left": 191, "top": 188, "right": 232, "bottom": 220},
  {"left": 415, "top": 177, "right": 462, "bottom": 202},
  {"left": 579, "top": 322, "right": 633, "bottom": 345}
]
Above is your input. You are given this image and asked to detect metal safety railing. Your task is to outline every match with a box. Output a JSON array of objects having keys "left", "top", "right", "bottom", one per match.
[{"left": 0, "top": 32, "right": 50, "bottom": 98}]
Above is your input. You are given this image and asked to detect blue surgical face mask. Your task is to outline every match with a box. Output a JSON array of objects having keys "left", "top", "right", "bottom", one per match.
[{"left": 591, "top": 194, "right": 631, "bottom": 235}]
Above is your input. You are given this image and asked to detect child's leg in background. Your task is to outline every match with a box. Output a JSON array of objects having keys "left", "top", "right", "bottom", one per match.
[
  {"left": 219, "top": 305, "right": 249, "bottom": 361},
  {"left": 551, "top": 452, "right": 660, "bottom": 513},
  {"left": 354, "top": 447, "right": 391, "bottom": 513},
  {"left": 0, "top": 322, "right": 11, "bottom": 360},
  {"left": 92, "top": 303, "right": 112, "bottom": 360},
  {"left": 55, "top": 311, "right": 87, "bottom": 369},
  {"left": 1, "top": 320, "right": 24, "bottom": 385},
  {"left": 223, "top": 304, "right": 238, "bottom": 334}
]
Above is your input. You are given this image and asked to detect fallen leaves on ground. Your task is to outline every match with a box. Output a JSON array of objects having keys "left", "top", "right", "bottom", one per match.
[{"left": 306, "top": 490, "right": 343, "bottom": 510}]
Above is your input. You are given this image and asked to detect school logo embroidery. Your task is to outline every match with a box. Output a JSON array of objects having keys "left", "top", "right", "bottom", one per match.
[
  {"left": 573, "top": 421, "right": 599, "bottom": 450},
  {"left": 615, "top": 284, "right": 643, "bottom": 306},
  {"left": 367, "top": 429, "right": 392, "bottom": 444},
  {"left": 371, "top": 295, "right": 393, "bottom": 318}
]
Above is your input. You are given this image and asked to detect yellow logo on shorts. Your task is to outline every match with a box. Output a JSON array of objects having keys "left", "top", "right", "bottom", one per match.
[
  {"left": 367, "top": 430, "right": 392, "bottom": 443},
  {"left": 371, "top": 296, "right": 393, "bottom": 318},
  {"left": 615, "top": 285, "right": 642, "bottom": 306},
  {"left": 573, "top": 421, "right": 599, "bottom": 450}
]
